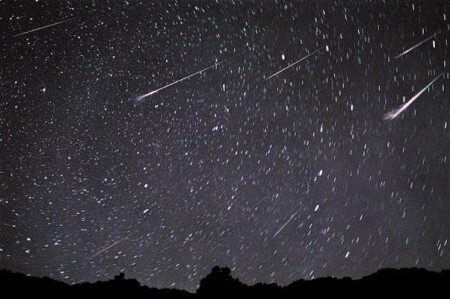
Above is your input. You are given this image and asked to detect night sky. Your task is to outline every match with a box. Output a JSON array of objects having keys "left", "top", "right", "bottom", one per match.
[{"left": 1, "top": 0, "right": 449, "bottom": 292}]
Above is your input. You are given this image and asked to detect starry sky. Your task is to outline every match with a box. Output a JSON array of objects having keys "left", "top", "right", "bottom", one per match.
[{"left": 1, "top": 0, "right": 449, "bottom": 292}]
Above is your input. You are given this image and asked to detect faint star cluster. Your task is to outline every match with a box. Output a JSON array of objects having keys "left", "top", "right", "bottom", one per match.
[{"left": 0, "top": 0, "right": 449, "bottom": 292}]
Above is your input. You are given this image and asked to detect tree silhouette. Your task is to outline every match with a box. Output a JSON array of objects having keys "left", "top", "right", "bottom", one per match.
[
  {"left": 197, "top": 266, "right": 245, "bottom": 296},
  {"left": 114, "top": 272, "right": 125, "bottom": 280}
]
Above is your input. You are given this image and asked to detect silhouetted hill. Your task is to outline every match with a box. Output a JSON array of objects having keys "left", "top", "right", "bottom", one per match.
[
  {"left": 1, "top": 267, "right": 449, "bottom": 297},
  {"left": 0, "top": 270, "right": 193, "bottom": 298}
]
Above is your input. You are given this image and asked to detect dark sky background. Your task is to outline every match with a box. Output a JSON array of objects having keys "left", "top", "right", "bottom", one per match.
[{"left": 1, "top": 0, "right": 449, "bottom": 292}]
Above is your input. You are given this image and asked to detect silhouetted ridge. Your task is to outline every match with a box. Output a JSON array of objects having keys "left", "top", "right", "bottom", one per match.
[
  {"left": 197, "top": 266, "right": 244, "bottom": 296},
  {"left": 0, "top": 270, "right": 193, "bottom": 298},
  {"left": 1, "top": 267, "right": 449, "bottom": 297}
]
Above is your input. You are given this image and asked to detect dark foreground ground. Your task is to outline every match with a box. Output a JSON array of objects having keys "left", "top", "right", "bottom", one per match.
[{"left": 1, "top": 267, "right": 449, "bottom": 297}]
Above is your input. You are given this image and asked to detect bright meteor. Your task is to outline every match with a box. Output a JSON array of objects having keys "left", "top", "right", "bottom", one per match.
[
  {"left": 135, "top": 61, "right": 224, "bottom": 102},
  {"left": 265, "top": 49, "right": 320, "bottom": 80},
  {"left": 13, "top": 17, "right": 77, "bottom": 37},
  {"left": 273, "top": 208, "right": 301, "bottom": 238},
  {"left": 395, "top": 31, "right": 441, "bottom": 59},
  {"left": 384, "top": 73, "right": 443, "bottom": 120},
  {"left": 90, "top": 235, "right": 130, "bottom": 259}
]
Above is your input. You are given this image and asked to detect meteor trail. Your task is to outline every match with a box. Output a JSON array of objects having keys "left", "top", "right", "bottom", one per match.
[
  {"left": 265, "top": 49, "right": 320, "bottom": 80},
  {"left": 13, "top": 17, "right": 77, "bottom": 37},
  {"left": 135, "top": 61, "right": 224, "bottom": 102},
  {"left": 273, "top": 209, "right": 301, "bottom": 238},
  {"left": 90, "top": 235, "right": 130, "bottom": 259},
  {"left": 384, "top": 73, "right": 443, "bottom": 120},
  {"left": 395, "top": 31, "right": 441, "bottom": 59}
]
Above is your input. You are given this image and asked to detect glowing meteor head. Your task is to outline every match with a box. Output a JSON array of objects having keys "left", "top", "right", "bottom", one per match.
[
  {"left": 383, "top": 110, "right": 398, "bottom": 120},
  {"left": 134, "top": 95, "right": 144, "bottom": 103}
]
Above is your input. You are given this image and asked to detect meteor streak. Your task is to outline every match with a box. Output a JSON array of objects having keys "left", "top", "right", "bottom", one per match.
[
  {"left": 90, "top": 235, "right": 130, "bottom": 259},
  {"left": 384, "top": 73, "right": 443, "bottom": 120},
  {"left": 135, "top": 61, "right": 224, "bottom": 102},
  {"left": 265, "top": 49, "right": 320, "bottom": 80},
  {"left": 13, "top": 17, "right": 77, "bottom": 37},
  {"left": 273, "top": 209, "right": 301, "bottom": 238},
  {"left": 395, "top": 31, "right": 441, "bottom": 59}
]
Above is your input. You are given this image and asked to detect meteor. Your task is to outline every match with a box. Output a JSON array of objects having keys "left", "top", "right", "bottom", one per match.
[
  {"left": 273, "top": 208, "right": 301, "bottom": 238},
  {"left": 135, "top": 61, "right": 224, "bottom": 102},
  {"left": 265, "top": 49, "right": 320, "bottom": 80},
  {"left": 384, "top": 73, "right": 443, "bottom": 120},
  {"left": 395, "top": 31, "right": 441, "bottom": 59},
  {"left": 13, "top": 17, "right": 77, "bottom": 37},
  {"left": 90, "top": 235, "right": 130, "bottom": 259}
]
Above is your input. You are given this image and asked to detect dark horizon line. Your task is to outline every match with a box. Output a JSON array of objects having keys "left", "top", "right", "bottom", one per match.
[{"left": 2, "top": 266, "right": 450, "bottom": 294}]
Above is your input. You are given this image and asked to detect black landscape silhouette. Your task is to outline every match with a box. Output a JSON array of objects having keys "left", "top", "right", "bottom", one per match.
[{"left": 1, "top": 267, "right": 449, "bottom": 297}]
